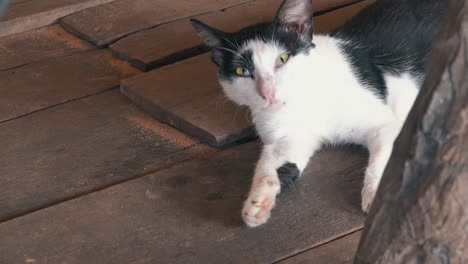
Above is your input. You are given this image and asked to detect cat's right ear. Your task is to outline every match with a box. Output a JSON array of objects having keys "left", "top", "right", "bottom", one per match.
[
  {"left": 190, "top": 19, "right": 224, "bottom": 48},
  {"left": 190, "top": 19, "right": 226, "bottom": 65}
]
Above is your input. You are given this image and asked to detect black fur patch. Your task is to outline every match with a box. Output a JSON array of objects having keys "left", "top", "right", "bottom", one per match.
[
  {"left": 213, "top": 22, "right": 314, "bottom": 81},
  {"left": 277, "top": 162, "right": 300, "bottom": 190},
  {"left": 330, "top": 0, "right": 447, "bottom": 100}
]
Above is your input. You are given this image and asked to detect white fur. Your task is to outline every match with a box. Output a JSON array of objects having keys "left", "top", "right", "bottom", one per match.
[{"left": 220, "top": 35, "right": 420, "bottom": 227}]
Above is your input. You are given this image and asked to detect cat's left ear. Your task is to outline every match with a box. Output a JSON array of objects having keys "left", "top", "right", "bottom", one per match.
[{"left": 275, "top": 0, "right": 314, "bottom": 41}]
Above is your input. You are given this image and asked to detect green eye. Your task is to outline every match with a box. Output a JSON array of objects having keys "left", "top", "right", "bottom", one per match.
[
  {"left": 235, "top": 67, "right": 250, "bottom": 77},
  {"left": 279, "top": 53, "right": 290, "bottom": 64}
]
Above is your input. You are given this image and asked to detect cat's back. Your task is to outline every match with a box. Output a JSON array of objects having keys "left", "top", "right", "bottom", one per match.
[
  {"left": 332, "top": 0, "right": 447, "bottom": 48},
  {"left": 328, "top": 0, "right": 447, "bottom": 98}
]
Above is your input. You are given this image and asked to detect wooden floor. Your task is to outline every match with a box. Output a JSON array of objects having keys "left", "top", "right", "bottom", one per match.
[{"left": 0, "top": 0, "right": 372, "bottom": 263}]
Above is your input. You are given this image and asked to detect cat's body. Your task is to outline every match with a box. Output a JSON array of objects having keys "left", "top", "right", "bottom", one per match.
[{"left": 191, "top": 0, "right": 447, "bottom": 227}]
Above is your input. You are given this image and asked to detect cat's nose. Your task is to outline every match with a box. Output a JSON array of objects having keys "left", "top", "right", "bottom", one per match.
[{"left": 259, "top": 88, "right": 276, "bottom": 104}]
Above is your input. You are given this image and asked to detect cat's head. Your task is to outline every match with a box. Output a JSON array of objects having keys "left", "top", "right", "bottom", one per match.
[{"left": 191, "top": 0, "right": 315, "bottom": 113}]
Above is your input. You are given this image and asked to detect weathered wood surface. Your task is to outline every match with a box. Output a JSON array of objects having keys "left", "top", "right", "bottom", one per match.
[
  {"left": 60, "top": 0, "right": 252, "bottom": 47},
  {"left": 355, "top": 0, "right": 467, "bottom": 263},
  {"left": 121, "top": 53, "right": 256, "bottom": 147},
  {"left": 279, "top": 231, "right": 362, "bottom": 264},
  {"left": 0, "top": 142, "right": 366, "bottom": 264},
  {"left": 0, "top": 49, "right": 139, "bottom": 122},
  {"left": 0, "top": 24, "right": 93, "bottom": 71},
  {"left": 110, "top": 0, "right": 369, "bottom": 71},
  {"left": 0, "top": 90, "right": 212, "bottom": 222},
  {"left": 0, "top": 0, "right": 116, "bottom": 38}
]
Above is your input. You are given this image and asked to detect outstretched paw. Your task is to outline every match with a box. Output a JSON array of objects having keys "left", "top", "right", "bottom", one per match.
[{"left": 242, "top": 177, "right": 280, "bottom": 227}]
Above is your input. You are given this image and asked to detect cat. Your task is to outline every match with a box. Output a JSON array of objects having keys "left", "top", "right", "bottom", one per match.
[{"left": 191, "top": 0, "right": 447, "bottom": 227}]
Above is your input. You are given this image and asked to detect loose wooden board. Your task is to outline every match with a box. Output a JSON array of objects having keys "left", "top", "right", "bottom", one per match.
[
  {"left": 0, "top": 90, "right": 212, "bottom": 222},
  {"left": 0, "top": 49, "right": 139, "bottom": 122},
  {"left": 0, "top": 24, "right": 93, "bottom": 71},
  {"left": 0, "top": 0, "right": 116, "bottom": 38},
  {"left": 121, "top": 53, "right": 256, "bottom": 147},
  {"left": 278, "top": 231, "right": 362, "bottom": 264},
  {"left": 60, "top": 0, "right": 253, "bottom": 47},
  {"left": 110, "top": 0, "right": 368, "bottom": 70},
  {"left": 0, "top": 142, "right": 366, "bottom": 264}
]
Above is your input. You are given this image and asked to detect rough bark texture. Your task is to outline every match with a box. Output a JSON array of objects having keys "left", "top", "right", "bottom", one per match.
[{"left": 354, "top": 0, "right": 467, "bottom": 263}]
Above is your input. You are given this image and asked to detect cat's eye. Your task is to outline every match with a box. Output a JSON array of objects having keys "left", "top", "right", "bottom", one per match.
[
  {"left": 278, "top": 53, "right": 290, "bottom": 64},
  {"left": 235, "top": 67, "right": 251, "bottom": 77}
]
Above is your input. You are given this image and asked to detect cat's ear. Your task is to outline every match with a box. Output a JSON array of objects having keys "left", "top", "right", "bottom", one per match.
[
  {"left": 190, "top": 19, "right": 227, "bottom": 65},
  {"left": 275, "top": 0, "right": 314, "bottom": 40},
  {"left": 190, "top": 19, "right": 224, "bottom": 48}
]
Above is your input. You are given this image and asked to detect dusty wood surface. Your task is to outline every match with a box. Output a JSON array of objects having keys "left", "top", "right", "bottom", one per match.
[
  {"left": 0, "top": 0, "right": 116, "bottom": 38},
  {"left": 0, "top": 24, "right": 93, "bottom": 71},
  {"left": 0, "top": 90, "right": 212, "bottom": 222},
  {"left": 60, "top": 0, "right": 253, "bottom": 47},
  {"left": 355, "top": 0, "right": 467, "bottom": 263},
  {"left": 0, "top": 49, "right": 140, "bottom": 122},
  {"left": 0, "top": 142, "right": 366, "bottom": 264},
  {"left": 279, "top": 231, "right": 362, "bottom": 264},
  {"left": 110, "top": 0, "right": 368, "bottom": 71},
  {"left": 121, "top": 53, "right": 256, "bottom": 147}
]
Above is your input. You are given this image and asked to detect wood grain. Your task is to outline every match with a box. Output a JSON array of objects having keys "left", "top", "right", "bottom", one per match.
[
  {"left": 60, "top": 0, "right": 253, "bottom": 47},
  {"left": 0, "top": 24, "right": 93, "bottom": 71},
  {"left": 110, "top": 0, "right": 370, "bottom": 71},
  {"left": 279, "top": 231, "right": 362, "bottom": 264},
  {"left": 0, "top": 90, "right": 212, "bottom": 222},
  {"left": 0, "top": 0, "right": 116, "bottom": 38},
  {"left": 0, "top": 49, "right": 140, "bottom": 122},
  {"left": 121, "top": 53, "right": 256, "bottom": 147},
  {"left": 0, "top": 142, "right": 367, "bottom": 264},
  {"left": 355, "top": 0, "right": 467, "bottom": 263}
]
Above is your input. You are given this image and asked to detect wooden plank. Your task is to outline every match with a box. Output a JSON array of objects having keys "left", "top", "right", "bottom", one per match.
[
  {"left": 121, "top": 53, "right": 256, "bottom": 147},
  {"left": 0, "top": 90, "right": 212, "bottom": 222},
  {"left": 0, "top": 49, "right": 139, "bottom": 122},
  {"left": 0, "top": 142, "right": 366, "bottom": 264},
  {"left": 278, "top": 231, "right": 362, "bottom": 264},
  {"left": 0, "top": 0, "right": 117, "bottom": 38},
  {"left": 0, "top": 24, "right": 93, "bottom": 71},
  {"left": 110, "top": 0, "right": 368, "bottom": 71},
  {"left": 60, "top": 0, "right": 253, "bottom": 47}
]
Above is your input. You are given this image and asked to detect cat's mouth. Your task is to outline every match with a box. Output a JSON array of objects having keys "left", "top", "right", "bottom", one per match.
[{"left": 262, "top": 100, "right": 286, "bottom": 111}]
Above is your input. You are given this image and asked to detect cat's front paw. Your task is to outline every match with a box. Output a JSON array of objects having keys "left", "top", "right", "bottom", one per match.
[
  {"left": 361, "top": 184, "right": 376, "bottom": 213},
  {"left": 242, "top": 176, "right": 280, "bottom": 227},
  {"left": 242, "top": 194, "right": 275, "bottom": 227}
]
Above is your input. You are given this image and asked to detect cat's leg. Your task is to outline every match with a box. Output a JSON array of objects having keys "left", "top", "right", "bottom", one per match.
[
  {"left": 361, "top": 123, "right": 401, "bottom": 212},
  {"left": 242, "top": 139, "right": 318, "bottom": 227}
]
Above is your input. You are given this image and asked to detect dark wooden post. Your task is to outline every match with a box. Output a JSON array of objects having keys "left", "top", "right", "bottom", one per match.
[{"left": 354, "top": 0, "right": 467, "bottom": 263}]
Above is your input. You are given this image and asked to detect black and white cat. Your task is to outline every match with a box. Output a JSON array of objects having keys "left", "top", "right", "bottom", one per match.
[{"left": 191, "top": 0, "right": 447, "bottom": 227}]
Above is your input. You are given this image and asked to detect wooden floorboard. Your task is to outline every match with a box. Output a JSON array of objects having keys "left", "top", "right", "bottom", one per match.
[
  {"left": 60, "top": 0, "right": 253, "bottom": 47},
  {"left": 0, "top": 49, "right": 140, "bottom": 122},
  {"left": 278, "top": 231, "right": 362, "bottom": 264},
  {"left": 0, "top": 0, "right": 117, "bottom": 37},
  {"left": 121, "top": 53, "right": 255, "bottom": 147},
  {"left": 0, "top": 24, "right": 93, "bottom": 71},
  {"left": 0, "top": 90, "right": 213, "bottom": 222},
  {"left": 0, "top": 142, "right": 366, "bottom": 264}
]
